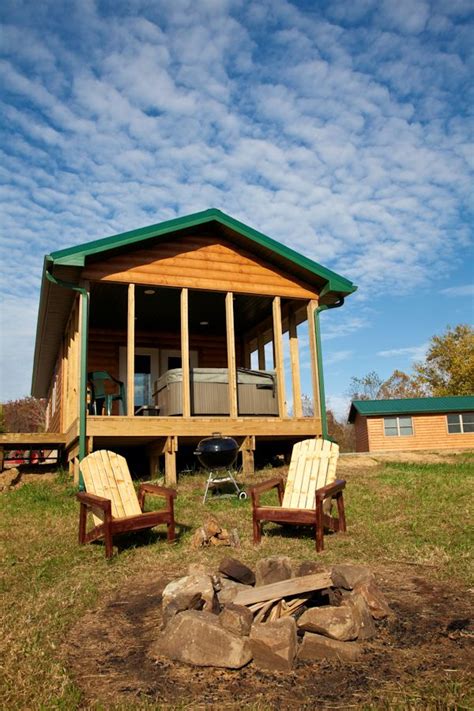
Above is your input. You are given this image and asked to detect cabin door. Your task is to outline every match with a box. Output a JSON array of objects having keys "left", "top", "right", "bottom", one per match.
[
  {"left": 119, "top": 347, "right": 160, "bottom": 408},
  {"left": 160, "top": 349, "right": 198, "bottom": 375}
]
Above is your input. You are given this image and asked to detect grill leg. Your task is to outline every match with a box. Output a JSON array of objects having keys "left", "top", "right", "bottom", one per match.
[{"left": 203, "top": 473, "right": 213, "bottom": 504}]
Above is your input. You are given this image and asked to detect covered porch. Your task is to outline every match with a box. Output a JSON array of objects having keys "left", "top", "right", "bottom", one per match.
[{"left": 63, "top": 282, "right": 324, "bottom": 483}]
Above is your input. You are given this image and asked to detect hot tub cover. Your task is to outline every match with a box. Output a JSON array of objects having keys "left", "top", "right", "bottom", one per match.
[{"left": 156, "top": 367, "right": 276, "bottom": 388}]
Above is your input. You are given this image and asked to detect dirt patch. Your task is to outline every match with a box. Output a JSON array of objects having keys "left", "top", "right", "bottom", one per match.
[
  {"left": 63, "top": 565, "right": 473, "bottom": 709},
  {"left": 339, "top": 451, "right": 469, "bottom": 468}
]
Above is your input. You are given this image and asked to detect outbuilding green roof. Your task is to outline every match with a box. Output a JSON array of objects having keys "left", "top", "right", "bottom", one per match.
[{"left": 348, "top": 396, "right": 474, "bottom": 423}]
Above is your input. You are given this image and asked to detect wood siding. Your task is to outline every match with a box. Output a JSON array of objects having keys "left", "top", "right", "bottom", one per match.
[
  {"left": 62, "top": 296, "right": 80, "bottom": 432},
  {"left": 45, "top": 351, "right": 62, "bottom": 433},
  {"left": 355, "top": 413, "right": 474, "bottom": 452},
  {"left": 88, "top": 328, "right": 242, "bottom": 378},
  {"left": 82, "top": 233, "right": 319, "bottom": 299},
  {"left": 354, "top": 415, "right": 369, "bottom": 452}
]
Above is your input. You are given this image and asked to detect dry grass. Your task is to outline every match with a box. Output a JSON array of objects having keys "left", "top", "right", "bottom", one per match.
[{"left": 0, "top": 453, "right": 473, "bottom": 709}]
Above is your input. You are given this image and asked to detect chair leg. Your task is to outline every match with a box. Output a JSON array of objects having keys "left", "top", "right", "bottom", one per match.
[
  {"left": 104, "top": 518, "right": 114, "bottom": 559},
  {"left": 336, "top": 492, "right": 347, "bottom": 532},
  {"left": 315, "top": 498, "right": 324, "bottom": 552},
  {"left": 167, "top": 518, "right": 176, "bottom": 543},
  {"left": 253, "top": 512, "right": 262, "bottom": 544},
  {"left": 78, "top": 503, "right": 87, "bottom": 544}
]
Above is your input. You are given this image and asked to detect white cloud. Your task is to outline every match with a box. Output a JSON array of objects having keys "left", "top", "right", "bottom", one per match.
[
  {"left": 325, "top": 350, "right": 353, "bottom": 365},
  {"left": 440, "top": 284, "right": 474, "bottom": 297},
  {"left": 0, "top": 0, "right": 472, "bottom": 398},
  {"left": 377, "top": 344, "right": 429, "bottom": 360}
]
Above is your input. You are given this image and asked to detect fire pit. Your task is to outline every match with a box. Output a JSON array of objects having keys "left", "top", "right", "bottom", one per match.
[{"left": 194, "top": 433, "right": 247, "bottom": 503}]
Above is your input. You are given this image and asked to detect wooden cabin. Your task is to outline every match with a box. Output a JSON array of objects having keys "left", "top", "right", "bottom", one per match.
[
  {"left": 349, "top": 396, "right": 474, "bottom": 453},
  {"left": 31, "top": 209, "right": 356, "bottom": 483}
]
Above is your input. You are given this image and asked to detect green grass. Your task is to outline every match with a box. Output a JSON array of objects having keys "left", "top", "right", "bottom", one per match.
[{"left": 0, "top": 454, "right": 473, "bottom": 709}]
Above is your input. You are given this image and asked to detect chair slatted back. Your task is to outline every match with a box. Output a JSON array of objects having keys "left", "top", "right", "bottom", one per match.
[
  {"left": 282, "top": 438, "right": 339, "bottom": 509},
  {"left": 80, "top": 450, "right": 142, "bottom": 525}
]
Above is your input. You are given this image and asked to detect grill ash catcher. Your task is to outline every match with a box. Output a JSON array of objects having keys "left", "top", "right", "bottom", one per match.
[{"left": 194, "top": 433, "right": 248, "bottom": 503}]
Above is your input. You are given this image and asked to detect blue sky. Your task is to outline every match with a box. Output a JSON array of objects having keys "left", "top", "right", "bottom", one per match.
[{"left": 0, "top": 0, "right": 473, "bottom": 417}]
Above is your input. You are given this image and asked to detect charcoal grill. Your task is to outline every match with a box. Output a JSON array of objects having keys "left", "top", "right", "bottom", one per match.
[{"left": 194, "top": 433, "right": 247, "bottom": 503}]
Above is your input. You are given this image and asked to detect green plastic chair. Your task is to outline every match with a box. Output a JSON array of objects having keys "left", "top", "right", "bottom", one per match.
[{"left": 87, "top": 371, "right": 126, "bottom": 415}]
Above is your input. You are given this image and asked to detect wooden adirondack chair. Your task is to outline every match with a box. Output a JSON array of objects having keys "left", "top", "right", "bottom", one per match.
[
  {"left": 249, "top": 438, "right": 346, "bottom": 552},
  {"left": 77, "top": 450, "right": 177, "bottom": 558}
]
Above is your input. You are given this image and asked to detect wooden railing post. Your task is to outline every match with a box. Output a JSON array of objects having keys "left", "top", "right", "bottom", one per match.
[
  {"left": 226, "top": 292, "right": 238, "bottom": 418},
  {"left": 307, "top": 299, "right": 320, "bottom": 419},
  {"left": 289, "top": 307, "right": 302, "bottom": 418},
  {"left": 272, "top": 296, "right": 287, "bottom": 418},
  {"left": 127, "top": 283, "right": 135, "bottom": 416},
  {"left": 181, "top": 287, "right": 191, "bottom": 417}
]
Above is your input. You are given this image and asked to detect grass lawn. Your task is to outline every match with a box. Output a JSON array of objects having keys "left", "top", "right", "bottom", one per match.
[{"left": 0, "top": 453, "right": 473, "bottom": 709}]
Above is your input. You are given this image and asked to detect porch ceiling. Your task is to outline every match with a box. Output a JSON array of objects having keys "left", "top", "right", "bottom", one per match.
[{"left": 89, "top": 283, "right": 280, "bottom": 336}]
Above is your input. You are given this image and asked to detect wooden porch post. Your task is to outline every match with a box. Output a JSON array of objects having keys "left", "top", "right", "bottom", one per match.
[
  {"left": 127, "top": 283, "right": 135, "bottom": 416},
  {"left": 225, "top": 292, "right": 238, "bottom": 418},
  {"left": 289, "top": 308, "right": 302, "bottom": 418},
  {"left": 307, "top": 299, "right": 321, "bottom": 419},
  {"left": 181, "top": 287, "right": 191, "bottom": 417},
  {"left": 272, "top": 296, "right": 287, "bottom": 418}
]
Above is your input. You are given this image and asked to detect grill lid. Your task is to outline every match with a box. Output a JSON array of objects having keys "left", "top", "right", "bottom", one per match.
[{"left": 194, "top": 432, "right": 239, "bottom": 470}]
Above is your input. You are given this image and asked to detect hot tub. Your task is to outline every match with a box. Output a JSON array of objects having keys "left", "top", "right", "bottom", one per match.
[{"left": 154, "top": 367, "right": 278, "bottom": 416}]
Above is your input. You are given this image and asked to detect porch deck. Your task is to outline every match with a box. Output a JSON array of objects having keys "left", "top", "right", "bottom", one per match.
[{"left": 65, "top": 415, "right": 322, "bottom": 484}]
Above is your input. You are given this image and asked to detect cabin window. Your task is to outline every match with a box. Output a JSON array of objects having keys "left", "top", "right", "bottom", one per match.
[
  {"left": 383, "top": 416, "right": 413, "bottom": 436},
  {"left": 447, "top": 412, "right": 474, "bottom": 434}
]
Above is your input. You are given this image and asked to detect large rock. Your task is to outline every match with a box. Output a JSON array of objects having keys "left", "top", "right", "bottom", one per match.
[
  {"left": 0, "top": 467, "right": 21, "bottom": 492},
  {"left": 161, "top": 574, "right": 216, "bottom": 616},
  {"left": 216, "top": 578, "right": 252, "bottom": 605},
  {"left": 298, "top": 633, "right": 362, "bottom": 662},
  {"left": 219, "top": 557, "right": 256, "bottom": 586},
  {"left": 249, "top": 617, "right": 297, "bottom": 671},
  {"left": 297, "top": 606, "right": 359, "bottom": 641},
  {"left": 354, "top": 579, "right": 394, "bottom": 620},
  {"left": 162, "top": 591, "right": 203, "bottom": 626},
  {"left": 341, "top": 590, "right": 377, "bottom": 640},
  {"left": 331, "top": 564, "right": 374, "bottom": 590},
  {"left": 255, "top": 556, "right": 293, "bottom": 586},
  {"left": 154, "top": 610, "right": 252, "bottom": 669},
  {"left": 292, "top": 560, "right": 329, "bottom": 578},
  {"left": 220, "top": 603, "right": 253, "bottom": 636}
]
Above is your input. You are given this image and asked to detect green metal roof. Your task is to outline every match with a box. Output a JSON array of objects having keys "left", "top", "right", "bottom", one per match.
[
  {"left": 49, "top": 208, "right": 357, "bottom": 298},
  {"left": 348, "top": 396, "right": 474, "bottom": 422}
]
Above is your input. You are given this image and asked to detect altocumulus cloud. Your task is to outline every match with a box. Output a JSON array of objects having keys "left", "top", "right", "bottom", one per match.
[{"left": 0, "top": 0, "right": 473, "bottom": 398}]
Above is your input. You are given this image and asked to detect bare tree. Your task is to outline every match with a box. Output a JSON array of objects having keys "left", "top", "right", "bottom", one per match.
[{"left": 2, "top": 397, "right": 46, "bottom": 433}]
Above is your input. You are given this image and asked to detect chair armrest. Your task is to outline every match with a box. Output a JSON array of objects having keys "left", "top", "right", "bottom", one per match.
[
  {"left": 76, "top": 491, "right": 112, "bottom": 514},
  {"left": 249, "top": 476, "right": 284, "bottom": 507},
  {"left": 138, "top": 483, "right": 177, "bottom": 510},
  {"left": 315, "top": 479, "right": 346, "bottom": 502}
]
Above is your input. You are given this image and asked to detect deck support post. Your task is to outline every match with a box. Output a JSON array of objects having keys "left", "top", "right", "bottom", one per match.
[
  {"left": 180, "top": 288, "right": 191, "bottom": 418},
  {"left": 307, "top": 300, "right": 321, "bottom": 420},
  {"left": 240, "top": 435, "right": 255, "bottom": 477},
  {"left": 164, "top": 435, "right": 178, "bottom": 487},
  {"left": 127, "top": 283, "right": 135, "bottom": 416},
  {"left": 225, "top": 292, "right": 238, "bottom": 418},
  {"left": 147, "top": 438, "right": 167, "bottom": 479},
  {"left": 289, "top": 307, "right": 302, "bottom": 418},
  {"left": 272, "top": 296, "right": 287, "bottom": 418}
]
